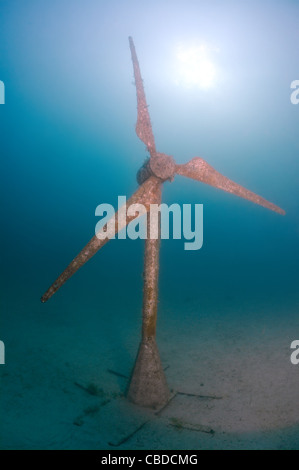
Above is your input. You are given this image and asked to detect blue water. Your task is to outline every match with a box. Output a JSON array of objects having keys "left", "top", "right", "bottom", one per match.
[{"left": 0, "top": 0, "right": 299, "bottom": 450}]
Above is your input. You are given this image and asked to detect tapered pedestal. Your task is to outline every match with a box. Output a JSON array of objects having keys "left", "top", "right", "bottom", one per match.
[{"left": 127, "top": 337, "right": 170, "bottom": 408}]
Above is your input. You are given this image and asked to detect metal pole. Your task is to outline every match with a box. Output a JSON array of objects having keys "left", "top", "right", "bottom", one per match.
[{"left": 127, "top": 186, "right": 170, "bottom": 408}]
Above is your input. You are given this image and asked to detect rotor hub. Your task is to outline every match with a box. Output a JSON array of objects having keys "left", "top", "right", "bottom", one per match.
[
  {"left": 150, "top": 153, "right": 176, "bottom": 181},
  {"left": 137, "top": 153, "right": 176, "bottom": 185}
]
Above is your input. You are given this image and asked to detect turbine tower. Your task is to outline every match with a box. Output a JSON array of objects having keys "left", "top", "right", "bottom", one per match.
[{"left": 41, "top": 37, "right": 285, "bottom": 409}]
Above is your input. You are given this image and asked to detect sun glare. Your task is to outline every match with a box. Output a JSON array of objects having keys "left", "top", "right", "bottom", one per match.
[{"left": 175, "top": 44, "right": 218, "bottom": 89}]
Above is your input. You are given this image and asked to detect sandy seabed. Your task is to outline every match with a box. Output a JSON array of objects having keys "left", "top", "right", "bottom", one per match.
[{"left": 1, "top": 280, "right": 299, "bottom": 450}]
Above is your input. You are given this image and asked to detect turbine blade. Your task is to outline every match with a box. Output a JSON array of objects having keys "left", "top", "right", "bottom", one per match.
[
  {"left": 129, "top": 36, "right": 156, "bottom": 155},
  {"left": 41, "top": 177, "right": 162, "bottom": 302},
  {"left": 176, "top": 157, "right": 285, "bottom": 215}
]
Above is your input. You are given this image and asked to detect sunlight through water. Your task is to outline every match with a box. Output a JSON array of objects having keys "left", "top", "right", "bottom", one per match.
[{"left": 174, "top": 43, "right": 218, "bottom": 89}]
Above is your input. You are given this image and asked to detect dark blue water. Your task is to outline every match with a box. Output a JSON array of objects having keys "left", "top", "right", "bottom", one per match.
[{"left": 1, "top": 0, "right": 298, "bottom": 450}]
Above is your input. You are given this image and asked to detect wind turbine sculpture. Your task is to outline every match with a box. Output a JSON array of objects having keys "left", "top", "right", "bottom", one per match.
[{"left": 41, "top": 37, "right": 285, "bottom": 409}]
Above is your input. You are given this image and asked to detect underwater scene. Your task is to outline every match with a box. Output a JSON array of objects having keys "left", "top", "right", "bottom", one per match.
[{"left": 0, "top": 0, "right": 299, "bottom": 450}]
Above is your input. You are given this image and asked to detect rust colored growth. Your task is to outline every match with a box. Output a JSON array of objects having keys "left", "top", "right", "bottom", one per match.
[
  {"left": 137, "top": 153, "right": 176, "bottom": 185},
  {"left": 150, "top": 153, "right": 176, "bottom": 182},
  {"left": 129, "top": 37, "right": 156, "bottom": 155},
  {"left": 41, "top": 177, "right": 162, "bottom": 303},
  {"left": 142, "top": 203, "right": 161, "bottom": 339},
  {"left": 143, "top": 271, "right": 159, "bottom": 338},
  {"left": 176, "top": 157, "right": 285, "bottom": 216}
]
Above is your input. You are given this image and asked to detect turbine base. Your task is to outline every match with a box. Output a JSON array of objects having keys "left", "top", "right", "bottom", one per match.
[{"left": 127, "top": 337, "right": 170, "bottom": 409}]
